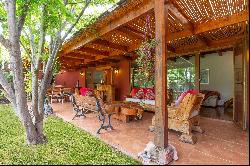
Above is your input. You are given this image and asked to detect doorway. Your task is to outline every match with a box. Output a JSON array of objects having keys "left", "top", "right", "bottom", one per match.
[{"left": 199, "top": 51, "right": 234, "bottom": 121}]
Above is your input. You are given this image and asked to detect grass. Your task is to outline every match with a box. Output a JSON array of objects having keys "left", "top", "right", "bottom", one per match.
[{"left": 0, "top": 104, "right": 141, "bottom": 165}]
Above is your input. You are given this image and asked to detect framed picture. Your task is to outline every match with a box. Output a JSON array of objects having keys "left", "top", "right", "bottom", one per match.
[{"left": 200, "top": 69, "right": 209, "bottom": 84}]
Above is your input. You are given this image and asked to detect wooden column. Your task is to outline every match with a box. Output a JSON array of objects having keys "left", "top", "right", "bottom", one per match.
[
  {"left": 154, "top": 0, "right": 168, "bottom": 148},
  {"left": 242, "top": 23, "right": 248, "bottom": 130},
  {"left": 246, "top": 36, "right": 249, "bottom": 129},
  {"left": 195, "top": 52, "right": 200, "bottom": 91}
]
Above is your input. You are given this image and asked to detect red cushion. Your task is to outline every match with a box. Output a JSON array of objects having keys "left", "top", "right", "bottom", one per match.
[
  {"left": 144, "top": 88, "right": 155, "bottom": 100},
  {"left": 134, "top": 88, "right": 144, "bottom": 99},
  {"left": 80, "top": 88, "right": 94, "bottom": 96},
  {"left": 175, "top": 89, "right": 198, "bottom": 106},
  {"left": 186, "top": 89, "right": 198, "bottom": 94},
  {"left": 130, "top": 88, "right": 140, "bottom": 98}
]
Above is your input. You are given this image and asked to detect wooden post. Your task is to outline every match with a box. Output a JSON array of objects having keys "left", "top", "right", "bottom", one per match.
[
  {"left": 154, "top": 0, "right": 168, "bottom": 148},
  {"left": 195, "top": 52, "right": 200, "bottom": 91},
  {"left": 242, "top": 23, "right": 248, "bottom": 130}
]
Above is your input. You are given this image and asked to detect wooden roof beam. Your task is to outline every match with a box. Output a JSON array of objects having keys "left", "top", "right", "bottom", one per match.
[
  {"left": 77, "top": 47, "right": 109, "bottom": 56},
  {"left": 68, "top": 51, "right": 96, "bottom": 60},
  {"left": 165, "top": 4, "right": 208, "bottom": 46},
  {"left": 118, "top": 26, "right": 145, "bottom": 40},
  {"left": 194, "top": 11, "right": 249, "bottom": 34},
  {"left": 172, "top": 35, "right": 243, "bottom": 56},
  {"left": 94, "top": 39, "right": 128, "bottom": 52},
  {"left": 166, "top": 44, "right": 176, "bottom": 53},
  {"left": 165, "top": 2, "right": 248, "bottom": 42},
  {"left": 61, "top": 56, "right": 86, "bottom": 60},
  {"left": 166, "top": 0, "right": 191, "bottom": 24},
  {"left": 63, "top": 0, "right": 154, "bottom": 54}
]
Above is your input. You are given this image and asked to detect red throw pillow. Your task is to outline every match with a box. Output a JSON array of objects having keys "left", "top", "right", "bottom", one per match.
[
  {"left": 130, "top": 88, "right": 140, "bottom": 98},
  {"left": 175, "top": 89, "right": 198, "bottom": 106},
  {"left": 186, "top": 89, "right": 198, "bottom": 95},
  {"left": 134, "top": 88, "right": 144, "bottom": 99},
  {"left": 80, "top": 88, "right": 94, "bottom": 96},
  {"left": 144, "top": 88, "right": 155, "bottom": 100}
]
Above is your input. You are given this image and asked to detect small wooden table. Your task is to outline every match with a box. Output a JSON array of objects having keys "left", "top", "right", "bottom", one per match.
[{"left": 110, "top": 101, "right": 144, "bottom": 123}]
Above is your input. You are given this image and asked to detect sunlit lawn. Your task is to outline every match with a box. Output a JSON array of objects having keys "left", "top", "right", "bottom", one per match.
[{"left": 0, "top": 104, "right": 141, "bottom": 165}]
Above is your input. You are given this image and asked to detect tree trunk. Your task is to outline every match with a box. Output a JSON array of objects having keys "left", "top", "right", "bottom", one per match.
[
  {"left": 25, "top": 119, "right": 47, "bottom": 145},
  {"left": 6, "top": 0, "right": 47, "bottom": 145}
]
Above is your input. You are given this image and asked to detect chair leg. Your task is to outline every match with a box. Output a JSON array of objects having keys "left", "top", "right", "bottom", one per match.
[
  {"left": 179, "top": 133, "right": 197, "bottom": 144},
  {"left": 192, "top": 125, "right": 204, "bottom": 133},
  {"left": 96, "top": 114, "right": 114, "bottom": 134},
  {"left": 72, "top": 109, "right": 86, "bottom": 120},
  {"left": 107, "top": 114, "right": 114, "bottom": 130},
  {"left": 97, "top": 115, "right": 105, "bottom": 134},
  {"left": 72, "top": 112, "right": 78, "bottom": 120}
]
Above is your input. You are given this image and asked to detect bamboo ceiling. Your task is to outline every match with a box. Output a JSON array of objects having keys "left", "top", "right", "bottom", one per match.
[{"left": 59, "top": 0, "right": 249, "bottom": 71}]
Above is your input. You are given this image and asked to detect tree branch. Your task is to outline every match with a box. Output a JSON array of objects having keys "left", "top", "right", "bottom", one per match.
[
  {"left": 0, "top": 34, "right": 11, "bottom": 49},
  {"left": 37, "top": 5, "right": 47, "bottom": 57},
  {"left": 20, "top": 40, "right": 35, "bottom": 69},
  {"left": 61, "top": 0, "right": 91, "bottom": 41},
  {"left": 23, "top": 27, "right": 37, "bottom": 66},
  {"left": 17, "top": 0, "right": 31, "bottom": 37},
  {"left": 0, "top": 70, "right": 16, "bottom": 107}
]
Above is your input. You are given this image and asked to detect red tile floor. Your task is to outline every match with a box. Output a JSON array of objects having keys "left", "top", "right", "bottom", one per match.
[{"left": 51, "top": 103, "right": 249, "bottom": 165}]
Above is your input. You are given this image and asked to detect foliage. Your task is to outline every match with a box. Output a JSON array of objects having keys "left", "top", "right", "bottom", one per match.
[
  {"left": 133, "top": 39, "right": 158, "bottom": 88},
  {"left": 0, "top": 105, "right": 141, "bottom": 165},
  {"left": 24, "top": 71, "right": 32, "bottom": 99},
  {"left": 167, "top": 67, "right": 195, "bottom": 99},
  {"left": 52, "top": 57, "right": 61, "bottom": 77},
  {"left": 0, "top": 0, "right": 120, "bottom": 97}
]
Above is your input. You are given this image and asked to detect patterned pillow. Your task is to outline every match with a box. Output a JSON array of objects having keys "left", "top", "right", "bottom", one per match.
[
  {"left": 144, "top": 88, "right": 155, "bottom": 100},
  {"left": 134, "top": 88, "right": 144, "bottom": 99},
  {"left": 130, "top": 88, "right": 140, "bottom": 98},
  {"left": 80, "top": 88, "right": 94, "bottom": 96}
]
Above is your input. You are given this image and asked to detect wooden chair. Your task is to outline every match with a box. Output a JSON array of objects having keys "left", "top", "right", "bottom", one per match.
[
  {"left": 151, "top": 93, "right": 205, "bottom": 144},
  {"left": 71, "top": 94, "right": 115, "bottom": 134},
  {"left": 49, "top": 88, "right": 65, "bottom": 104},
  {"left": 168, "top": 93, "right": 205, "bottom": 144}
]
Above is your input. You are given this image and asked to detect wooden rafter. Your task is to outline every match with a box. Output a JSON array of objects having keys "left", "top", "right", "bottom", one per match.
[
  {"left": 66, "top": 51, "right": 95, "bottom": 60},
  {"left": 93, "top": 39, "right": 128, "bottom": 52},
  {"left": 118, "top": 26, "right": 145, "bottom": 40},
  {"left": 172, "top": 35, "right": 243, "bottom": 56},
  {"left": 166, "top": 3, "right": 208, "bottom": 46},
  {"left": 60, "top": 0, "right": 248, "bottom": 69},
  {"left": 165, "top": 2, "right": 248, "bottom": 41},
  {"left": 166, "top": 44, "right": 176, "bottom": 53},
  {"left": 61, "top": 56, "right": 86, "bottom": 60},
  {"left": 77, "top": 47, "right": 109, "bottom": 56},
  {"left": 62, "top": 0, "right": 154, "bottom": 54},
  {"left": 166, "top": 0, "right": 192, "bottom": 24},
  {"left": 194, "top": 11, "right": 249, "bottom": 34}
]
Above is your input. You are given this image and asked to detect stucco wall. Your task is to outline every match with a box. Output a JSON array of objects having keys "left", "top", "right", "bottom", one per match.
[
  {"left": 114, "top": 60, "right": 131, "bottom": 101},
  {"left": 200, "top": 51, "right": 234, "bottom": 104},
  {"left": 55, "top": 71, "right": 85, "bottom": 88}
]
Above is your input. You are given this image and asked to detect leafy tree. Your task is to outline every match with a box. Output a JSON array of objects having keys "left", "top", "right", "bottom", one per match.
[{"left": 0, "top": 0, "right": 118, "bottom": 145}]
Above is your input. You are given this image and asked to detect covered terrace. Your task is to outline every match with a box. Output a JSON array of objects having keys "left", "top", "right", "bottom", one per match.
[{"left": 55, "top": 0, "right": 249, "bottom": 164}]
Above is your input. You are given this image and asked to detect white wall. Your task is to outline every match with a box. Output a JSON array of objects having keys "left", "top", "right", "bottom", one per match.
[
  {"left": 200, "top": 51, "right": 234, "bottom": 104},
  {"left": 168, "top": 51, "right": 234, "bottom": 105}
]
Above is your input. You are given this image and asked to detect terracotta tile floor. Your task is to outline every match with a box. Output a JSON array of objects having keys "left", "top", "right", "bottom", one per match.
[{"left": 51, "top": 102, "right": 249, "bottom": 165}]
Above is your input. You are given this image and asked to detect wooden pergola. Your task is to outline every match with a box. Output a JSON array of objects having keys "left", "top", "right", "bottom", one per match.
[{"left": 60, "top": 0, "right": 249, "bottom": 150}]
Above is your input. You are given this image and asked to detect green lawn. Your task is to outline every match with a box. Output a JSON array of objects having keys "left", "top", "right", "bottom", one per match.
[{"left": 0, "top": 105, "right": 141, "bottom": 165}]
